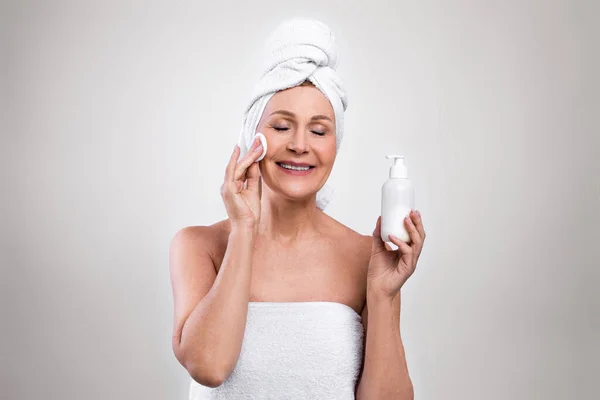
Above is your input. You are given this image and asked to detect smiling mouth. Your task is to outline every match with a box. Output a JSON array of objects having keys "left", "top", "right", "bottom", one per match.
[{"left": 276, "top": 162, "right": 315, "bottom": 171}]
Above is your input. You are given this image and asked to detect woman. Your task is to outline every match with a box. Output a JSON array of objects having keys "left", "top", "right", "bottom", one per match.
[{"left": 170, "top": 19, "right": 426, "bottom": 399}]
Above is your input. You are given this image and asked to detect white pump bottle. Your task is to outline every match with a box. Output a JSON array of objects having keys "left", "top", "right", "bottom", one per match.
[{"left": 381, "top": 155, "right": 415, "bottom": 244}]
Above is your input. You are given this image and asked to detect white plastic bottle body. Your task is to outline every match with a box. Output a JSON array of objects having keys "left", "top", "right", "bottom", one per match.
[{"left": 381, "top": 178, "right": 414, "bottom": 243}]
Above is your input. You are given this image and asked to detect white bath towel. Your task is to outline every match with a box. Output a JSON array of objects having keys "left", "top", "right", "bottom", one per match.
[
  {"left": 189, "top": 301, "right": 364, "bottom": 399},
  {"left": 236, "top": 18, "right": 348, "bottom": 211}
]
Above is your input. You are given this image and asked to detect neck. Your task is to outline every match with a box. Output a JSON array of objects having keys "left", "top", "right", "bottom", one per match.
[{"left": 257, "top": 190, "right": 322, "bottom": 244}]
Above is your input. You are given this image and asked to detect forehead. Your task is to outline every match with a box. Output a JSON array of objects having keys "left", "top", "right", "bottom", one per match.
[{"left": 265, "top": 85, "right": 334, "bottom": 119}]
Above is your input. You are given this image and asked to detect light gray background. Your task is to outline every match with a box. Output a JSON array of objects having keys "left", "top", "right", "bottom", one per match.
[{"left": 2, "top": 1, "right": 598, "bottom": 399}]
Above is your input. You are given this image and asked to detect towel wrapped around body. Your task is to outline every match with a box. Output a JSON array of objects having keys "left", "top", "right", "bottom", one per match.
[{"left": 189, "top": 301, "right": 365, "bottom": 399}]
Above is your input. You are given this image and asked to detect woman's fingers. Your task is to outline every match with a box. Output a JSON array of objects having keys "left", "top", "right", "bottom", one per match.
[
  {"left": 233, "top": 138, "right": 263, "bottom": 182},
  {"left": 407, "top": 211, "right": 425, "bottom": 260},
  {"left": 222, "top": 145, "right": 241, "bottom": 198},
  {"left": 225, "top": 144, "right": 240, "bottom": 182},
  {"left": 411, "top": 210, "right": 426, "bottom": 242},
  {"left": 371, "top": 216, "right": 387, "bottom": 254},
  {"left": 245, "top": 161, "right": 261, "bottom": 193},
  {"left": 405, "top": 213, "right": 423, "bottom": 249},
  {"left": 388, "top": 233, "right": 414, "bottom": 269},
  {"left": 388, "top": 233, "right": 413, "bottom": 254}
]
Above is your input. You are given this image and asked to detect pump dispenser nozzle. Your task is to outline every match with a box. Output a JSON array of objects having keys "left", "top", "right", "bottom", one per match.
[{"left": 386, "top": 155, "right": 408, "bottom": 178}]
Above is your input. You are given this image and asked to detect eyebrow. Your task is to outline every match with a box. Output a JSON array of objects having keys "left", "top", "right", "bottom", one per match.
[{"left": 269, "top": 110, "right": 333, "bottom": 122}]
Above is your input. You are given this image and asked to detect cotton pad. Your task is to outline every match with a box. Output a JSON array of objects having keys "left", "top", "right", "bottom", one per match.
[{"left": 255, "top": 132, "right": 267, "bottom": 162}]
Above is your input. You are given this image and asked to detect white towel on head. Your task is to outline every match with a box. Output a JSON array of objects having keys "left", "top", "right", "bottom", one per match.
[{"left": 237, "top": 17, "right": 348, "bottom": 211}]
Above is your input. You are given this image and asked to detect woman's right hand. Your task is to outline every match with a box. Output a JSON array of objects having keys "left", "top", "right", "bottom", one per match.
[{"left": 221, "top": 137, "right": 264, "bottom": 230}]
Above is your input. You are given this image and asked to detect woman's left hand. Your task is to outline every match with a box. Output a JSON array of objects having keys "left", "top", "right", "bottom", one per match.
[{"left": 367, "top": 210, "right": 426, "bottom": 298}]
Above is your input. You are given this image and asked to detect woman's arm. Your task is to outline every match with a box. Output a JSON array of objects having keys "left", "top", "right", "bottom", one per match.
[
  {"left": 355, "top": 288, "right": 414, "bottom": 399},
  {"left": 170, "top": 224, "right": 256, "bottom": 387},
  {"left": 356, "top": 211, "right": 425, "bottom": 399},
  {"left": 171, "top": 140, "right": 264, "bottom": 387}
]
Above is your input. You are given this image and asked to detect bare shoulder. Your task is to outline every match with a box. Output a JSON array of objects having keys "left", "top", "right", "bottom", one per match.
[
  {"left": 321, "top": 213, "right": 372, "bottom": 271},
  {"left": 170, "top": 219, "right": 231, "bottom": 262},
  {"left": 324, "top": 212, "right": 371, "bottom": 246}
]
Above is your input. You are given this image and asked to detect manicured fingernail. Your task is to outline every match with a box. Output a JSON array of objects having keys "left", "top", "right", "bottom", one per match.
[
  {"left": 254, "top": 144, "right": 263, "bottom": 152},
  {"left": 417, "top": 210, "right": 421, "bottom": 217}
]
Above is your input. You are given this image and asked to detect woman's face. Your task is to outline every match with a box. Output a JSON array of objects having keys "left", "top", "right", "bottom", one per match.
[{"left": 256, "top": 83, "right": 337, "bottom": 204}]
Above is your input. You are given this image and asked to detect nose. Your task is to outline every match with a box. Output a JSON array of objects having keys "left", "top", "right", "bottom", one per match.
[{"left": 286, "top": 131, "right": 309, "bottom": 154}]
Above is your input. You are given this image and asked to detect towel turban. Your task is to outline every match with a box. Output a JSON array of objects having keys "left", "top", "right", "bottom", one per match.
[{"left": 237, "top": 17, "right": 348, "bottom": 210}]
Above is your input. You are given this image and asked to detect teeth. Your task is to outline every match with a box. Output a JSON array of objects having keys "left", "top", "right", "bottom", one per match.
[{"left": 280, "top": 163, "right": 310, "bottom": 171}]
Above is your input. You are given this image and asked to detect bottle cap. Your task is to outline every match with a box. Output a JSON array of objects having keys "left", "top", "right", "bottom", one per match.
[{"left": 386, "top": 155, "right": 407, "bottom": 178}]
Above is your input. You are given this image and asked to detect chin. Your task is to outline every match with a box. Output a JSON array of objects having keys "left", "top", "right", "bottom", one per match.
[{"left": 277, "top": 185, "right": 318, "bottom": 199}]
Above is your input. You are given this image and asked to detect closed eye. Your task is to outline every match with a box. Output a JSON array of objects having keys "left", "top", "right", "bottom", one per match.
[{"left": 273, "top": 126, "right": 325, "bottom": 136}]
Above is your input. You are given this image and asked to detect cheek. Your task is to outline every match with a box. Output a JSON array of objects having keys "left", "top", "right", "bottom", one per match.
[
  {"left": 314, "top": 142, "right": 337, "bottom": 164},
  {"left": 262, "top": 135, "right": 283, "bottom": 156}
]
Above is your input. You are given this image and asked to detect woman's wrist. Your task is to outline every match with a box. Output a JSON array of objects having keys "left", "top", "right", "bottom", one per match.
[
  {"left": 230, "top": 222, "right": 258, "bottom": 239},
  {"left": 366, "top": 281, "right": 399, "bottom": 306}
]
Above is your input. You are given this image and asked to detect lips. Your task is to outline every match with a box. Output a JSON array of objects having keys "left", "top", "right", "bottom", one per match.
[
  {"left": 276, "top": 161, "right": 315, "bottom": 168},
  {"left": 276, "top": 161, "right": 315, "bottom": 176}
]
